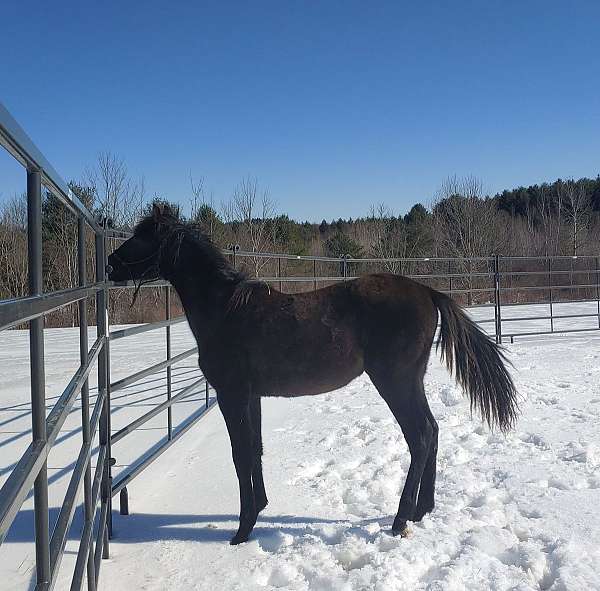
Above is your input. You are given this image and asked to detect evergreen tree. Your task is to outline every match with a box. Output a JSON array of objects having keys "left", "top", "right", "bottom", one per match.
[{"left": 325, "top": 231, "right": 363, "bottom": 258}]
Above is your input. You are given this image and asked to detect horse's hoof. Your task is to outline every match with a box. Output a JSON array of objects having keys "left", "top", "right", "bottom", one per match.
[
  {"left": 230, "top": 532, "right": 249, "bottom": 545},
  {"left": 391, "top": 526, "right": 412, "bottom": 538},
  {"left": 413, "top": 505, "right": 434, "bottom": 522},
  {"left": 230, "top": 518, "right": 256, "bottom": 545}
]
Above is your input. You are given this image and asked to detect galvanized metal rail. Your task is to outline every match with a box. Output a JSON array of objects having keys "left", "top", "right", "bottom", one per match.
[
  {"left": 0, "top": 103, "right": 217, "bottom": 591},
  {"left": 227, "top": 250, "right": 600, "bottom": 344}
]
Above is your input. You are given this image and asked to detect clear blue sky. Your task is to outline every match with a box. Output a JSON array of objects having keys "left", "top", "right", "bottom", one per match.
[{"left": 1, "top": 1, "right": 599, "bottom": 222}]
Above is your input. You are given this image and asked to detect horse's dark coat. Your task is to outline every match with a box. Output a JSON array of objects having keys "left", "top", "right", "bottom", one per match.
[{"left": 108, "top": 204, "right": 518, "bottom": 544}]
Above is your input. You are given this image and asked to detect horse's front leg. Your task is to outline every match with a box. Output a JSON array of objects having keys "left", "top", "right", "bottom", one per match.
[
  {"left": 219, "top": 391, "right": 257, "bottom": 545},
  {"left": 249, "top": 395, "right": 268, "bottom": 514}
]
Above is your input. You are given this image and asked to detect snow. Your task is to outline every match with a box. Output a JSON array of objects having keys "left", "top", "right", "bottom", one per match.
[{"left": 1, "top": 303, "right": 600, "bottom": 590}]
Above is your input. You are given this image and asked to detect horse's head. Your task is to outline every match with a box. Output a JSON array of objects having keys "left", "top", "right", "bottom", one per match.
[{"left": 107, "top": 202, "right": 180, "bottom": 282}]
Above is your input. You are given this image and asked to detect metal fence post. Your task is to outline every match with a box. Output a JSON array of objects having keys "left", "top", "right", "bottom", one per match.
[
  {"left": 493, "top": 258, "right": 498, "bottom": 341},
  {"left": 232, "top": 244, "right": 239, "bottom": 269},
  {"left": 95, "top": 225, "right": 111, "bottom": 557},
  {"left": 278, "top": 257, "right": 282, "bottom": 292},
  {"left": 119, "top": 489, "right": 129, "bottom": 517},
  {"left": 166, "top": 286, "right": 172, "bottom": 441},
  {"left": 78, "top": 217, "right": 96, "bottom": 590},
  {"left": 596, "top": 256, "right": 600, "bottom": 328},
  {"left": 493, "top": 254, "right": 502, "bottom": 344},
  {"left": 104, "top": 231, "right": 113, "bottom": 538},
  {"left": 549, "top": 257, "right": 554, "bottom": 333},
  {"left": 468, "top": 258, "right": 473, "bottom": 306},
  {"left": 27, "top": 169, "right": 51, "bottom": 587},
  {"left": 313, "top": 259, "right": 317, "bottom": 291}
]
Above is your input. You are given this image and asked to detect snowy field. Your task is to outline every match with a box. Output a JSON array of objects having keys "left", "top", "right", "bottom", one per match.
[{"left": 1, "top": 302, "right": 600, "bottom": 590}]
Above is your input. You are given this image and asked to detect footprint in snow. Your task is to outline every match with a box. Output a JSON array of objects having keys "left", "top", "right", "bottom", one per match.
[
  {"left": 257, "top": 530, "right": 294, "bottom": 553},
  {"left": 588, "top": 476, "right": 600, "bottom": 489},
  {"left": 548, "top": 477, "right": 571, "bottom": 490},
  {"left": 518, "top": 506, "right": 543, "bottom": 519},
  {"left": 536, "top": 396, "right": 561, "bottom": 406},
  {"left": 519, "top": 432, "right": 550, "bottom": 450}
]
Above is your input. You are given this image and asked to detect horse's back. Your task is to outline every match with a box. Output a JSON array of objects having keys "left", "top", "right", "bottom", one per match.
[
  {"left": 246, "top": 272, "right": 438, "bottom": 362},
  {"left": 207, "top": 274, "right": 437, "bottom": 395}
]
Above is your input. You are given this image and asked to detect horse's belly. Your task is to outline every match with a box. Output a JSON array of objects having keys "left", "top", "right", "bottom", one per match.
[{"left": 261, "top": 348, "right": 364, "bottom": 397}]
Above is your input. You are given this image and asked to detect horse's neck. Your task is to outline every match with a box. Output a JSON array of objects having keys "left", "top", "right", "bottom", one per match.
[{"left": 164, "top": 239, "right": 237, "bottom": 346}]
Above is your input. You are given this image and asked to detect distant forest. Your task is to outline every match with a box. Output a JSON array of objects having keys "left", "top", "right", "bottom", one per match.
[
  {"left": 1, "top": 152, "right": 600, "bottom": 324},
  {"left": 189, "top": 172, "right": 600, "bottom": 264}
]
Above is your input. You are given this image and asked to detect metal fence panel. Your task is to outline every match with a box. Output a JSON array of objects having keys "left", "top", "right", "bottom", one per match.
[{"left": 0, "top": 102, "right": 215, "bottom": 590}]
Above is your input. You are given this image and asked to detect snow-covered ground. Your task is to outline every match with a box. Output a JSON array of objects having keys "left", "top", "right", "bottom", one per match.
[{"left": 1, "top": 303, "right": 600, "bottom": 590}]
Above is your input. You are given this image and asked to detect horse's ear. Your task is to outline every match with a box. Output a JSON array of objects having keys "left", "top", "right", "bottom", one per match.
[{"left": 152, "top": 203, "right": 164, "bottom": 222}]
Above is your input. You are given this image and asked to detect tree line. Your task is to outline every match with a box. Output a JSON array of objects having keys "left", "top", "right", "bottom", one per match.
[
  {"left": 190, "top": 173, "right": 600, "bottom": 262},
  {"left": 2, "top": 152, "right": 600, "bottom": 325}
]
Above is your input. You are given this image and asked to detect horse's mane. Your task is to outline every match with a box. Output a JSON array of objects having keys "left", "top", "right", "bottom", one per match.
[
  {"left": 134, "top": 207, "right": 246, "bottom": 285},
  {"left": 227, "top": 280, "right": 271, "bottom": 314}
]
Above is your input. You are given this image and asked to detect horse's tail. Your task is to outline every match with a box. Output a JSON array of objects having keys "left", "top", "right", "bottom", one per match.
[{"left": 429, "top": 288, "right": 518, "bottom": 433}]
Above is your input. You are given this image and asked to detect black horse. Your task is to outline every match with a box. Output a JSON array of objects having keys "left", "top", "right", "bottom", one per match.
[{"left": 108, "top": 204, "right": 518, "bottom": 544}]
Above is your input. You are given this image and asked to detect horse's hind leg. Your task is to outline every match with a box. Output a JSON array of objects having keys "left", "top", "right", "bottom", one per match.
[
  {"left": 249, "top": 395, "right": 268, "bottom": 514},
  {"left": 367, "top": 367, "right": 434, "bottom": 536},
  {"left": 414, "top": 401, "right": 438, "bottom": 522}
]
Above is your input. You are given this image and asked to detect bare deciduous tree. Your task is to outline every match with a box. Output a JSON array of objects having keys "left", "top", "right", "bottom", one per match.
[
  {"left": 366, "top": 204, "right": 407, "bottom": 274},
  {"left": 0, "top": 194, "right": 28, "bottom": 300},
  {"left": 190, "top": 173, "right": 223, "bottom": 242},
  {"left": 432, "top": 175, "right": 504, "bottom": 258},
  {"left": 223, "top": 177, "right": 277, "bottom": 276},
  {"left": 43, "top": 197, "right": 78, "bottom": 290},
  {"left": 536, "top": 183, "right": 562, "bottom": 257},
  {"left": 190, "top": 174, "right": 205, "bottom": 221},
  {"left": 432, "top": 175, "right": 506, "bottom": 303},
  {"left": 559, "top": 179, "right": 590, "bottom": 256},
  {"left": 85, "top": 152, "right": 146, "bottom": 229}
]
